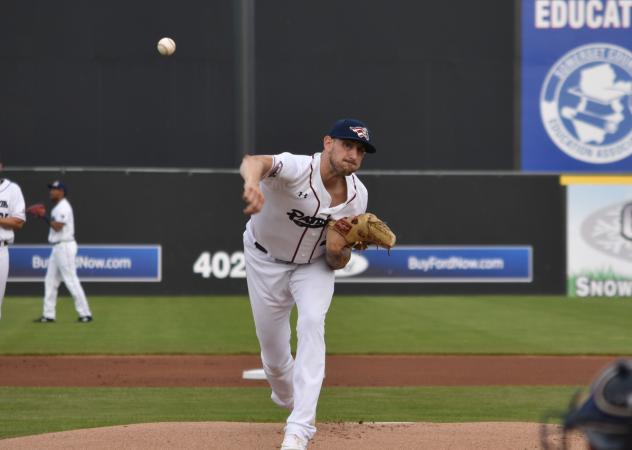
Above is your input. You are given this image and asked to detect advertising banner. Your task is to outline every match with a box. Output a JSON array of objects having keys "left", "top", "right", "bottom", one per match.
[
  {"left": 6, "top": 171, "right": 564, "bottom": 295},
  {"left": 521, "top": 0, "right": 632, "bottom": 171},
  {"left": 566, "top": 178, "right": 632, "bottom": 296},
  {"left": 335, "top": 246, "right": 533, "bottom": 283},
  {"left": 9, "top": 245, "right": 162, "bottom": 282}
]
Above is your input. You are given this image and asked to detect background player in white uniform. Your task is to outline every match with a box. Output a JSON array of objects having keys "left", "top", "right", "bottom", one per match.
[
  {"left": 36, "top": 181, "right": 92, "bottom": 323},
  {"left": 0, "top": 159, "right": 26, "bottom": 320},
  {"left": 240, "top": 119, "right": 375, "bottom": 450}
]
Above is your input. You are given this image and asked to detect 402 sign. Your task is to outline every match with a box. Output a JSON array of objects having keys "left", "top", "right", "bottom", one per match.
[{"left": 193, "top": 251, "right": 246, "bottom": 279}]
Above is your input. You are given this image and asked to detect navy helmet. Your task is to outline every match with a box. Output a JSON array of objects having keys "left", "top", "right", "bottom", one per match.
[{"left": 543, "top": 359, "right": 632, "bottom": 450}]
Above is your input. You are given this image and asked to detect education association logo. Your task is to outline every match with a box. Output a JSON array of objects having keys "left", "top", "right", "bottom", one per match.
[{"left": 540, "top": 43, "right": 632, "bottom": 164}]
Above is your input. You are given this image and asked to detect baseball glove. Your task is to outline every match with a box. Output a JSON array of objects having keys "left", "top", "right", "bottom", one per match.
[
  {"left": 26, "top": 203, "right": 46, "bottom": 218},
  {"left": 329, "top": 213, "right": 396, "bottom": 250}
]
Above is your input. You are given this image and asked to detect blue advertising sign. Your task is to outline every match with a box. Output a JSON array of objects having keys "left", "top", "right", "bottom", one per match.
[
  {"left": 335, "top": 246, "right": 532, "bottom": 283},
  {"left": 521, "top": 0, "right": 632, "bottom": 172},
  {"left": 9, "top": 245, "right": 162, "bottom": 282}
]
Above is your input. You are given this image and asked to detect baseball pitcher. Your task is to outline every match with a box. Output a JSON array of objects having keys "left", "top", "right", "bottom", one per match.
[{"left": 240, "top": 119, "right": 395, "bottom": 450}]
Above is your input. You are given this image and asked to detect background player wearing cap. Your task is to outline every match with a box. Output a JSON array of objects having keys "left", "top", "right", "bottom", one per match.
[
  {"left": 240, "top": 119, "right": 375, "bottom": 450},
  {"left": 0, "top": 158, "right": 26, "bottom": 320},
  {"left": 36, "top": 181, "right": 93, "bottom": 323}
]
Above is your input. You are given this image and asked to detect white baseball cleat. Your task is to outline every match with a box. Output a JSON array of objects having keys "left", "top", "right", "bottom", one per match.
[{"left": 280, "top": 434, "right": 308, "bottom": 450}]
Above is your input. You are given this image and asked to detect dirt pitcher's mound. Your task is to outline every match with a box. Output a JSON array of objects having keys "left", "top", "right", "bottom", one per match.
[{"left": 0, "top": 421, "right": 587, "bottom": 449}]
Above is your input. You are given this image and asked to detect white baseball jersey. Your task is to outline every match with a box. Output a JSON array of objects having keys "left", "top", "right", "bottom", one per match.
[
  {"left": 48, "top": 198, "right": 75, "bottom": 244},
  {"left": 0, "top": 179, "right": 26, "bottom": 243},
  {"left": 246, "top": 152, "right": 368, "bottom": 264}
]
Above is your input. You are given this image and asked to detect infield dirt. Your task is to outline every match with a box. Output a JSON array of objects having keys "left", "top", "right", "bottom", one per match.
[
  {"left": 0, "top": 421, "right": 588, "bottom": 450},
  {"left": 0, "top": 355, "right": 600, "bottom": 448},
  {"left": 0, "top": 355, "right": 613, "bottom": 387}
]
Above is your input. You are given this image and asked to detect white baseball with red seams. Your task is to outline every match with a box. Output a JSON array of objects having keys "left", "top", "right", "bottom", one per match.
[
  {"left": 243, "top": 151, "right": 367, "bottom": 442},
  {"left": 0, "top": 179, "right": 26, "bottom": 320}
]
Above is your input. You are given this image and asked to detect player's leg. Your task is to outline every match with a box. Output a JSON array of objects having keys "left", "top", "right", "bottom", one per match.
[
  {"left": 56, "top": 242, "right": 92, "bottom": 318},
  {"left": 0, "top": 247, "right": 9, "bottom": 319},
  {"left": 43, "top": 247, "right": 63, "bottom": 320},
  {"left": 285, "top": 256, "right": 335, "bottom": 441},
  {"left": 243, "top": 234, "right": 295, "bottom": 408}
]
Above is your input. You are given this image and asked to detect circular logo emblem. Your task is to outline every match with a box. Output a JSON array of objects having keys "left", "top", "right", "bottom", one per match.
[{"left": 540, "top": 43, "right": 632, "bottom": 164}]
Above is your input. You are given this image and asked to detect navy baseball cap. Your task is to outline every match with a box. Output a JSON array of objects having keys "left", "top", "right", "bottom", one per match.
[
  {"left": 328, "top": 119, "right": 376, "bottom": 153},
  {"left": 47, "top": 180, "right": 67, "bottom": 193}
]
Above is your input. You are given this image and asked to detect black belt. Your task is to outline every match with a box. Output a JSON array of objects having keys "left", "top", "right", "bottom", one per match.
[
  {"left": 52, "top": 240, "right": 75, "bottom": 246},
  {"left": 0, "top": 241, "right": 9, "bottom": 247},
  {"left": 254, "top": 241, "right": 293, "bottom": 264}
]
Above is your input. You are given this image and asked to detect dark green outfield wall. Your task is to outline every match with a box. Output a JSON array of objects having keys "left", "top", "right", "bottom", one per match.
[{"left": 0, "top": 0, "right": 515, "bottom": 170}]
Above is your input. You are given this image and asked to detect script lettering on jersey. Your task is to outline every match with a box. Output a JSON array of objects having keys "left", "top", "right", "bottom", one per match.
[
  {"left": 286, "top": 209, "right": 327, "bottom": 229},
  {"left": 0, "top": 200, "right": 7, "bottom": 208}
]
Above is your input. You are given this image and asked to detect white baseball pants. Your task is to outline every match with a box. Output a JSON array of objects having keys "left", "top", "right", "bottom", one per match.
[
  {"left": 43, "top": 241, "right": 92, "bottom": 319},
  {"left": 243, "top": 231, "right": 334, "bottom": 441},
  {"left": 0, "top": 246, "right": 9, "bottom": 319}
]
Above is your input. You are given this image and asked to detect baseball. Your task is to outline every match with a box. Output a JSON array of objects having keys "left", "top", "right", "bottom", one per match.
[{"left": 157, "top": 37, "right": 176, "bottom": 56}]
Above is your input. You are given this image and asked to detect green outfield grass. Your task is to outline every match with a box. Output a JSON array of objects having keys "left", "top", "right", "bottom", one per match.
[
  {"left": 0, "top": 386, "right": 579, "bottom": 439},
  {"left": 0, "top": 295, "right": 631, "bottom": 355}
]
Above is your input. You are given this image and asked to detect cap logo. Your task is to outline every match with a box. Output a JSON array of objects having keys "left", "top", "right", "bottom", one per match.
[{"left": 350, "top": 126, "right": 370, "bottom": 141}]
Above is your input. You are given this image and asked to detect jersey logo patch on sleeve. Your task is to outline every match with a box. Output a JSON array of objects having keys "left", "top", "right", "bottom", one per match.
[{"left": 269, "top": 161, "right": 284, "bottom": 178}]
